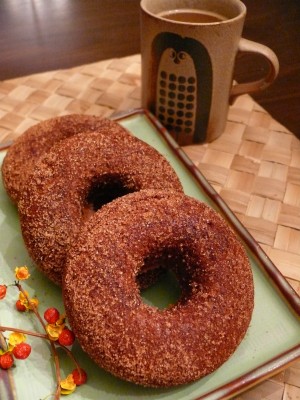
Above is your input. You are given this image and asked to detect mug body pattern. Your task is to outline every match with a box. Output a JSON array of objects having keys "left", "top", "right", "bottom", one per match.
[{"left": 151, "top": 32, "right": 212, "bottom": 145}]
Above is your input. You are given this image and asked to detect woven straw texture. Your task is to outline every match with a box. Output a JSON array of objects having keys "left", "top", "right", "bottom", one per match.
[{"left": 0, "top": 54, "right": 299, "bottom": 399}]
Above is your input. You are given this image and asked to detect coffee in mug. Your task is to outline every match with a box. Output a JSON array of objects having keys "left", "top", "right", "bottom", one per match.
[
  {"left": 140, "top": 0, "right": 279, "bottom": 145},
  {"left": 158, "top": 10, "right": 226, "bottom": 23}
]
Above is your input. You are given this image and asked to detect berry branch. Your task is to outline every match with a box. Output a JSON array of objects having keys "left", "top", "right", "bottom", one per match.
[
  {"left": 0, "top": 325, "right": 48, "bottom": 339},
  {"left": 0, "top": 266, "right": 87, "bottom": 398}
]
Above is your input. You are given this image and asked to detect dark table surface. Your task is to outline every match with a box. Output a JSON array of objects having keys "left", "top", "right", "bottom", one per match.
[{"left": 1, "top": 0, "right": 299, "bottom": 138}]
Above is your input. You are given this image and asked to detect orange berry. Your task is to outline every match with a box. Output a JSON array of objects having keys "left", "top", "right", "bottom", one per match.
[
  {"left": 44, "top": 307, "right": 60, "bottom": 324},
  {"left": 16, "top": 299, "right": 26, "bottom": 312},
  {"left": 58, "top": 328, "right": 75, "bottom": 346},
  {"left": 0, "top": 285, "right": 7, "bottom": 300},
  {"left": 72, "top": 368, "right": 87, "bottom": 385},
  {"left": 12, "top": 342, "right": 31, "bottom": 360},
  {"left": 0, "top": 353, "right": 14, "bottom": 369}
]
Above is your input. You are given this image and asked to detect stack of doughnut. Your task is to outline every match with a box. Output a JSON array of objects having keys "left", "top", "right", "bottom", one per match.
[
  {"left": 1, "top": 114, "right": 254, "bottom": 388},
  {"left": 2, "top": 114, "right": 183, "bottom": 285}
]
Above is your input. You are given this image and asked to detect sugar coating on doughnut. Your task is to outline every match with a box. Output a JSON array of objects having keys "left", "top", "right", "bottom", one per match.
[
  {"left": 18, "top": 130, "right": 183, "bottom": 285},
  {"left": 1, "top": 114, "right": 122, "bottom": 203},
  {"left": 63, "top": 190, "right": 254, "bottom": 387}
]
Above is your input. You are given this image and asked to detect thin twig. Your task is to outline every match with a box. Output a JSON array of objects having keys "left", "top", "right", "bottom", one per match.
[
  {"left": 57, "top": 344, "right": 81, "bottom": 372},
  {"left": 0, "top": 326, "right": 48, "bottom": 340},
  {"left": 16, "top": 283, "right": 62, "bottom": 399}
]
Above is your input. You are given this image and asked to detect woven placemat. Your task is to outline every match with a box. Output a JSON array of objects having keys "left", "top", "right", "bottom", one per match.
[{"left": 0, "top": 54, "right": 299, "bottom": 399}]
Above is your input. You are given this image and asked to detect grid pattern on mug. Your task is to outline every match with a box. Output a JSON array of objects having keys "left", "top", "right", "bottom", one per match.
[{"left": 156, "top": 70, "right": 197, "bottom": 138}]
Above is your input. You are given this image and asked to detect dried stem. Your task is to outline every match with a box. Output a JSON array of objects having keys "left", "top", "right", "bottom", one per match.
[
  {"left": 0, "top": 326, "right": 48, "bottom": 340},
  {"left": 15, "top": 282, "right": 62, "bottom": 399},
  {"left": 58, "top": 344, "right": 81, "bottom": 372}
]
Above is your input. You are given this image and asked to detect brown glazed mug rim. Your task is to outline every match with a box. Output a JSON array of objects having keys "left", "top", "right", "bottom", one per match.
[{"left": 140, "top": 0, "right": 246, "bottom": 25}]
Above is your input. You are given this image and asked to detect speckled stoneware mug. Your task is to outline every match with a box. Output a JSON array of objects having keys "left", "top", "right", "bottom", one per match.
[{"left": 140, "top": 0, "right": 279, "bottom": 145}]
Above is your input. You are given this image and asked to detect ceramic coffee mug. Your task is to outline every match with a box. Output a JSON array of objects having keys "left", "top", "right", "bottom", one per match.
[{"left": 140, "top": 0, "right": 279, "bottom": 145}]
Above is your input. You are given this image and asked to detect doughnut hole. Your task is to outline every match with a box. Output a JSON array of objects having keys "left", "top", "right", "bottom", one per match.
[
  {"left": 82, "top": 174, "right": 136, "bottom": 222},
  {"left": 86, "top": 174, "right": 136, "bottom": 211},
  {"left": 140, "top": 246, "right": 200, "bottom": 309}
]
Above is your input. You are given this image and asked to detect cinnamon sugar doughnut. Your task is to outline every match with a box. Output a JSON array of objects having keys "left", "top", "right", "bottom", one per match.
[
  {"left": 63, "top": 190, "right": 254, "bottom": 387},
  {"left": 18, "top": 130, "right": 183, "bottom": 285},
  {"left": 1, "top": 114, "right": 124, "bottom": 204}
]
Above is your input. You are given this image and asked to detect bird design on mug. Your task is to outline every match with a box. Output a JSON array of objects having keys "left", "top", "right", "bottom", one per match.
[{"left": 150, "top": 32, "right": 213, "bottom": 144}]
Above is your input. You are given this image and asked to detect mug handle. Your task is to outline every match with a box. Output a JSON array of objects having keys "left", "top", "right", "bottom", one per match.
[{"left": 230, "top": 38, "right": 279, "bottom": 103}]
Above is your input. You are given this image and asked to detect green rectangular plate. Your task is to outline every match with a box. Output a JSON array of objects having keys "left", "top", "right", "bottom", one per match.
[{"left": 0, "top": 109, "right": 299, "bottom": 400}]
